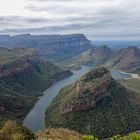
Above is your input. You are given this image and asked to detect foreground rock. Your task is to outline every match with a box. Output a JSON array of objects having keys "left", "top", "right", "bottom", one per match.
[
  {"left": 36, "top": 128, "right": 83, "bottom": 140},
  {"left": 61, "top": 68, "right": 112, "bottom": 113},
  {"left": 45, "top": 67, "right": 140, "bottom": 138}
]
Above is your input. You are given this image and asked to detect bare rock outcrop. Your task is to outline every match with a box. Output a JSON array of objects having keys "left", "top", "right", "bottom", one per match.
[{"left": 61, "top": 67, "right": 112, "bottom": 113}]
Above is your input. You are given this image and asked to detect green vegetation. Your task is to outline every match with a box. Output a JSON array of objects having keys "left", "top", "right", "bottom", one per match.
[
  {"left": 0, "top": 48, "right": 72, "bottom": 125},
  {"left": 83, "top": 133, "right": 140, "bottom": 140},
  {"left": 45, "top": 80, "right": 140, "bottom": 138},
  {"left": 119, "top": 78, "right": 140, "bottom": 94},
  {"left": 1, "top": 120, "right": 140, "bottom": 140},
  {"left": 0, "top": 120, "right": 35, "bottom": 140},
  {"left": 83, "top": 135, "right": 98, "bottom": 140},
  {"left": 0, "top": 47, "right": 35, "bottom": 65},
  {"left": 0, "top": 61, "right": 72, "bottom": 124}
]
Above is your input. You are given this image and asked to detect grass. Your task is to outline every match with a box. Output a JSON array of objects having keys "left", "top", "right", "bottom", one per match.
[{"left": 119, "top": 78, "right": 140, "bottom": 94}]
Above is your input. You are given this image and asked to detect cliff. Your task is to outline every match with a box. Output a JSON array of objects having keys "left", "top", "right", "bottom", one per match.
[
  {"left": 94, "top": 45, "right": 113, "bottom": 64},
  {"left": 0, "top": 34, "right": 93, "bottom": 61},
  {"left": 0, "top": 47, "right": 39, "bottom": 77},
  {"left": 59, "top": 45, "right": 113, "bottom": 69},
  {"left": 45, "top": 67, "right": 140, "bottom": 138},
  {"left": 61, "top": 68, "right": 112, "bottom": 113},
  {"left": 60, "top": 45, "right": 140, "bottom": 75},
  {"left": 104, "top": 46, "right": 140, "bottom": 74},
  {"left": 0, "top": 47, "right": 72, "bottom": 124}
]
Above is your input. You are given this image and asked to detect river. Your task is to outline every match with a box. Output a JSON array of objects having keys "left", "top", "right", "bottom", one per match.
[{"left": 23, "top": 66, "right": 131, "bottom": 132}]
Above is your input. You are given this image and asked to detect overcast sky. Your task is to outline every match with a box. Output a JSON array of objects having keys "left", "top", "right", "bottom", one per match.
[{"left": 0, "top": 0, "right": 140, "bottom": 40}]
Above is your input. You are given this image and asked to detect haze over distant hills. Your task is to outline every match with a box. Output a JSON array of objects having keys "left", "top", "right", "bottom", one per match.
[
  {"left": 0, "top": 34, "right": 92, "bottom": 62},
  {"left": 105, "top": 46, "right": 140, "bottom": 74},
  {"left": 93, "top": 40, "right": 140, "bottom": 50},
  {"left": 61, "top": 44, "right": 140, "bottom": 75}
]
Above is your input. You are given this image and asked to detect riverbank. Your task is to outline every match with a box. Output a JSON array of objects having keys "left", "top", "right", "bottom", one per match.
[
  {"left": 23, "top": 66, "right": 91, "bottom": 131},
  {"left": 117, "top": 70, "right": 140, "bottom": 79},
  {"left": 24, "top": 65, "right": 135, "bottom": 132}
]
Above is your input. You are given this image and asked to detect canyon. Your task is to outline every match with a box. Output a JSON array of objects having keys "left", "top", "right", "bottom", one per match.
[{"left": 0, "top": 47, "right": 72, "bottom": 124}]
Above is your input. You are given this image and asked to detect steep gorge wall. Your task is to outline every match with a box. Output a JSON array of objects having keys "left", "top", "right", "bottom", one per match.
[{"left": 60, "top": 68, "right": 112, "bottom": 113}]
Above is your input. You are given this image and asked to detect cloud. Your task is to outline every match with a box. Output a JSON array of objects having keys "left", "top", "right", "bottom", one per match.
[
  {"left": 28, "top": 0, "right": 79, "bottom": 2},
  {"left": 0, "top": 0, "right": 140, "bottom": 40}
]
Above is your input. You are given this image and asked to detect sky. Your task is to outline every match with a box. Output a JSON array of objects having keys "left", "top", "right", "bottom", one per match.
[{"left": 0, "top": 0, "right": 140, "bottom": 40}]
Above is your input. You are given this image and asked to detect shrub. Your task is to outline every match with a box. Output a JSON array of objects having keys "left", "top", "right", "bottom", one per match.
[{"left": 83, "top": 135, "right": 98, "bottom": 140}]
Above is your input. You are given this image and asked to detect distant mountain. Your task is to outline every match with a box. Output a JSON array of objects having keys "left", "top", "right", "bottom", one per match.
[
  {"left": 93, "top": 40, "right": 140, "bottom": 50},
  {"left": 94, "top": 45, "right": 113, "bottom": 64},
  {"left": 60, "top": 46, "right": 140, "bottom": 75},
  {"left": 0, "top": 47, "right": 72, "bottom": 124},
  {"left": 45, "top": 67, "right": 140, "bottom": 138},
  {"left": 105, "top": 46, "right": 140, "bottom": 74},
  {"left": 0, "top": 34, "right": 93, "bottom": 61},
  {"left": 59, "top": 45, "right": 113, "bottom": 69}
]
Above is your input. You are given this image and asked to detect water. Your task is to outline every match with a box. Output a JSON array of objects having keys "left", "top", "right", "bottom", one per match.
[
  {"left": 23, "top": 66, "right": 131, "bottom": 132},
  {"left": 109, "top": 69, "right": 131, "bottom": 80}
]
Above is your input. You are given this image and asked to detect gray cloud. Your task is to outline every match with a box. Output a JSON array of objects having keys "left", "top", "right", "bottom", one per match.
[
  {"left": 0, "top": 0, "right": 140, "bottom": 40},
  {"left": 28, "top": 0, "right": 78, "bottom": 2}
]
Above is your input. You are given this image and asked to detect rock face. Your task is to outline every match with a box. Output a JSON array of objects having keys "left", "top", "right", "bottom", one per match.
[
  {"left": 61, "top": 46, "right": 113, "bottom": 69},
  {"left": 94, "top": 45, "right": 113, "bottom": 64},
  {"left": 105, "top": 46, "right": 140, "bottom": 74},
  {"left": 61, "top": 68, "right": 112, "bottom": 113},
  {"left": 0, "top": 47, "right": 40, "bottom": 77},
  {"left": 0, "top": 34, "right": 93, "bottom": 61},
  {"left": 36, "top": 128, "right": 83, "bottom": 140}
]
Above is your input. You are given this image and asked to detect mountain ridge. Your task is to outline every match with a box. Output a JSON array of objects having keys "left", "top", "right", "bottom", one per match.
[
  {"left": 104, "top": 46, "right": 140, "bottom": 74},
  {"left": 0, "top": 34, "right": 93, "bottom": 61}
]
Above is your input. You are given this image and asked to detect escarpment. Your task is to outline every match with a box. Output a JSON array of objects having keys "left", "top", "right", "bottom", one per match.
[{"left": 0, "top": 34, "right": 93, "bottom": 61}]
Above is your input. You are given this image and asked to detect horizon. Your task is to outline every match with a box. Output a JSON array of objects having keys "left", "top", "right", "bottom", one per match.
[
  {"left": 1, "top": 33, "right": 140, "bottom": 41},
  {"left": 0, "top": 0, "right": 140, "bottom": 40}
]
